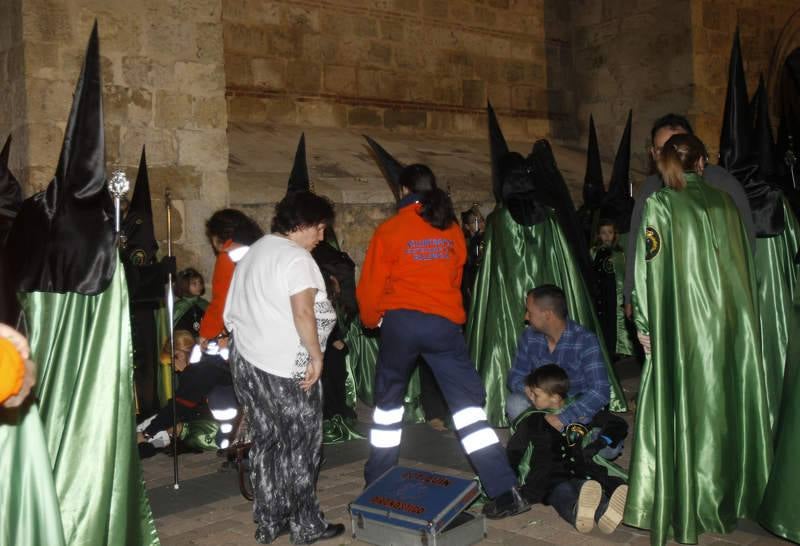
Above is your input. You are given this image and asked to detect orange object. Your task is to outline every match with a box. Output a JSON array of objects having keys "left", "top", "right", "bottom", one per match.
[
  {"left": 357, "top": 203, "right": 467, "bottom": 328},
  {"left": 199, "top": 240, "right": 235, "bottom": 339},
  {"left": 0, "top": 337, "right": 24, "bottom": 405}
]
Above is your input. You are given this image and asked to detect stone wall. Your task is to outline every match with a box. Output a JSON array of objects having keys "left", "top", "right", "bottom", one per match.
[
  {"left": 689, "top": 0, "right": 800, "bottom": 156},
  {"left": 565, "top": 0, "right": 695, "bottom": 176},
  {"left": 222, "top": 0, "right": 552, "bottom": 142},
  {"left": 9, "top": 0, "right": 230, "bottom": 280},
  {"left": 0, "top": 1, "right": 26, "bottom": 177}
]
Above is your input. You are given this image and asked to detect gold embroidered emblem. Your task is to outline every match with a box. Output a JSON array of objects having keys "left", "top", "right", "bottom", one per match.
[{"left": 645, "top": 227, "right": 660, "bottom": 260}]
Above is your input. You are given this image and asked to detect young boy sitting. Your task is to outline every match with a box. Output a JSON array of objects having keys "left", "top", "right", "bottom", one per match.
[{"left": 506, "top": 364, "right": 628, "bottom": 534}]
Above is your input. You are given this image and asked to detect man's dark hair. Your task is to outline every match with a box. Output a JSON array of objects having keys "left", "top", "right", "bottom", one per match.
[
  {"left": 527, "top": 284, "right": 568, "bottom": 320},
  {"left": 206, "top": 209, "right": 264, "bottom": 246},
  {"left": 271, "top": 190, "right": 335, "bottom": 235},
  {"left": 650, "top": 114, "right": 694, "bottom": 143},
  {"left": 525, "top": 364, "right": 569, "bottom": 399}
]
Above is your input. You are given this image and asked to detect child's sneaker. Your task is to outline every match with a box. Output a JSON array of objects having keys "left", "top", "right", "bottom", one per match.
[
  {"left": 597, "top": 484, "right": 628, "bottom": 534},
  {"left": 575, "top": 480, "right": 602, "bottom": 533}
]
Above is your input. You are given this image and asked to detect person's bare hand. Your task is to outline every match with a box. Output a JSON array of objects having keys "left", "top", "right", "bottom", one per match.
[
  {"left": 544, "top": 413, "right": 564, "bottom": 431},
  {"left": 637, "top": 331, "right": 651, "bottom": 354},
  {"left": 0, "top": 323, "right": 30, "bottom": 360},
  {"left": 299, "top": 356, "right": 323, "bottom": 392},
  {"left": 333, "top": 340, "right": 345, "bottom": 351},
  {"left": 624, "top": 303, "right": 633, "bottom": 319},
  {"left": 3, "top": 359, "right": 37, "bottom": 408}
]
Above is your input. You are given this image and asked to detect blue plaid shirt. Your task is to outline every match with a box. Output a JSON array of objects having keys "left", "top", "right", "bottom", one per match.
[{"left": 508, "top": 319, "right": 609, "bottom": 425}]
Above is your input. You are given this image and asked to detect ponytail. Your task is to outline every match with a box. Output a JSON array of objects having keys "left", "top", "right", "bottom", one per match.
[
  {"left": 399, "top": 164, "right": 456, "bottom": 230},
  {"left": 657, "top": 133, "right": 708, "bottom": 191}
]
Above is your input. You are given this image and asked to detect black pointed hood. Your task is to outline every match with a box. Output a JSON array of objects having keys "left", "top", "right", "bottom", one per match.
[
  {"left": 0, "top": 135, "right": 22, "bottom": 241},
  {"left": 752, "top": 75, "right": 776, "bottom": 179},
  {"left": 121, "top": 146, "right": 158, "bottom": 265},
  {"left": 718, "top": 29, "right": 784, "bottom": 236},
  {"left": 363, "top": 135, "right": 403, "bottom": 202},
  {"left": 582, "top": 115, "right": 605, "bottom": 208},
  {"left": 599, "top": 110, "right": 635, "bottom": 233},
  {"left": 286, "top": 133, "right": 310, "bottom": 194},
  {"left": 7, "top": 22, "right": 115, "bottom": 294},
  {"left": 487, "top": 101, "right": 509, "bottom": 204}
]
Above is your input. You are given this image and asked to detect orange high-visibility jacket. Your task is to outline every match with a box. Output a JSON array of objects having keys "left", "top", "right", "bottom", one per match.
[
  {"left": 199, "top": 240, "right": 235, "bottom": 339},
  {"left": 0, "top": 338, "right": 24, "bottom": 405},
  {"left": 357, "top": 202, "right": 467, "bottom": 328}
]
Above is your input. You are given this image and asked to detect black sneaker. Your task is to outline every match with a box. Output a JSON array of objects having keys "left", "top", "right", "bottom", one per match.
[{"left": 482, "top": 487, "right": 531, "bottom": 520}]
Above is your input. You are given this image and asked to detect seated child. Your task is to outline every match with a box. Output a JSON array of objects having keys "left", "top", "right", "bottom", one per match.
[
  {"left": 506, "top": 364, "right": 628, "bottom": 534},
  {"left": 174, "top": 267, "right": 209, "bottom": 338},
  {"left": 590, "top": 219, "right": 633, "bottom": 358}
]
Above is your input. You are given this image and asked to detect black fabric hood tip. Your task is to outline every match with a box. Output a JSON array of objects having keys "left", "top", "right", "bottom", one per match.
[{"left": 363, "top": 134, "right": 403, "bottom": 203}]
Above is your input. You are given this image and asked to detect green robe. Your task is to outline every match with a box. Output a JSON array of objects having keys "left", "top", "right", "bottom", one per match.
[
  {"left": 758, "top": 264, "right": 800, "bottom": 543},
  {"left": 753, "top": 199, "right": 799, "bottom": 425},
  {"left": 466, "top": 206, "right": 627, "bottom": 427},
  {"left": 20, "top": 256, "right": 160, "bottom": 546},
  {"left": 0, "top": 404, "right": 66, "bottom": 546},
  {"left": 591, "top": 245, "right": 634, "bottom": 357},
  {"left": 624, "top": 174, "right": 772, "bottom": 546}
]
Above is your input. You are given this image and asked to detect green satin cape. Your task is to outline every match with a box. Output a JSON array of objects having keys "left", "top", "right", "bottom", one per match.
[
  {"left": 624, "top": 174, "right": 772, "bottom": 545},
  {"left": 466, "top": 206, "right": 627, "bottom": 427},
  {"left": 20, "top": 256, "right": 160, "bottom": 546},
  {"left": 0, "top": 403, "right": 66, "bottom": 546},
  {"left": 758, "top": 266, "right": 800, "bottom": 543},
  {"left": 754, "top": 199, "right": 799, "bottom": 425}
]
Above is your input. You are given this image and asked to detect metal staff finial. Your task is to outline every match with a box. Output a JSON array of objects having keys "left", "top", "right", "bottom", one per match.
[
  {"left": 786, "top": 135, "right": 797, "bottom": 191},
  {"left": 108, "top": 169, "right": 130, "bottom": 234}
]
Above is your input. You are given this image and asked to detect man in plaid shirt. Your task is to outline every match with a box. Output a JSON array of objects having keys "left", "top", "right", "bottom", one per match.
[{"left": 506, "top": 284, "right": 610, "bottom": 430}]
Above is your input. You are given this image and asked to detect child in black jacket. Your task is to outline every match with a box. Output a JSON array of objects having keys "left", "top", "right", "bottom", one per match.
[{"left": 506, "top": 365, "right": 628, "bottom": 534}]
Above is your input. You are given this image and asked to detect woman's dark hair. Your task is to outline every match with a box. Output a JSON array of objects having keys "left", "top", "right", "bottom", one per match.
[
  {"left": 399, "top": 164, "right": 456, "bottom": 230},
  {"left": 206, "top": 209, "right": 264, "bottom": 246},
  {"left": 177, "top": 267, "right": 204, "bottom": 297},
  {"left": 271, "top": 191, "right": 335, "bottom": 235},
  {"left": 657, "top": 133, "right": 708, "bottom": 191},
  {"left": 525, "top": 364, "right": 569, "bottom": 399}
]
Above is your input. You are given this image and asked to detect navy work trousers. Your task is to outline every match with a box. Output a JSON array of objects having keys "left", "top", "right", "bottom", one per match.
[{"left": 363, "top": 309, "right": 517, "bottom": 498}]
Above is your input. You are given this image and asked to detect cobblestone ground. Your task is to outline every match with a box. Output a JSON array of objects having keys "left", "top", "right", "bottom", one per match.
[{"left": 144, "top": 361, "right": 790, "bottom": 546}]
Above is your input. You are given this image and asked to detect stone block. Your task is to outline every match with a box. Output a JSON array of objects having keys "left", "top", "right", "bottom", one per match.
[
  {"left": 24, "top": 121, "right": 65, "bottom": 168},
  {"left": 145, "top": 165, "right": 203, "bottom": 200},
  {"left": 427, "top": 111, "right": 456, "bottom": 132},
  {"left": 192, "top": 96, "right": 227, "bottom": 129},
  {"left": 379, "top": 19, "right": 405, "bottom": 42},
  {"left": 226, "top": 96, "right": 267, "bottom": 124},
  {"left": 347, "top": 107, "right": 382, "bottom": 127},
  {"left": 296, "top": 101, "right": 347, "bottom": 128},
  {"left": 462, "top": 79, "right": 486, "bottom": 109},
  {"left": 251, "top": 57, "right": 286, "bottom": 89},
  {"left": 180, "top": 0, "right": 221, "bottom": 23},
  {"left": 120, "top": 126, "right": 177, "bottom": 167},
  {"left": 357, "top": 67, "right": 380, "bottom": 97},
  {"left": 384, "top": 109, "right": 427, "bottom": 129},
  {"left": 320, "top": 11, "right": 352, "bottom": 35},
  {"left": 21, "top": 1, "right": 72, "bottom": 42},
  {"left": 286, "top": 60, "right": 321, "bottom": 93},
  {"left": 267, "top": 27, "right": 301, "bottom": 58},
  {"left": 432, "top": 78, "right": 461, "bottom": 105},
  {"left": 195, "top": 22, "right": 224, "bottom": 63},
  {"left": 144, "top": 18, "right": 197, "bottom": 64},
  {"left": 129, "top": 88, "right": 154, "bottom": 126},
  {"left": 177, "top": 128, "right": 228, "bottom": 171},
  {"left": 263, "top": 96, "right": 298, "bottom": 124},
  {"left": 122, "top": 56, "right": 154, "bottom": 88},
  {"left": 24, "top": 78, "right": 73, "bottom": 123},
  {"left": 423, "top": 0, "right": 448, "bottom": 19},
  {"left": 367, "top": 41, "right": 392, "bottom": 66},
  {"left": 504, "top": 60, "right": 526, "bottom": 83},
  {"left": 22, "top": 41, "right": 59, "bottom": 80},
  {"left": 286, "top": 5, "right": 320, "bottom": 32},
  {"left": 378, "top": 71, "right": 409, "bottom": 101},
  {"left": 323, "top": 64, "right": 357, "bottom": 95},
  {"left": 155, "top": 90, "right": 193, "bottom": 129},
  {"left": 224, "top": 53, "right": 253, "bottom": 87},
  {"left": 223, "top": 22, "right": 269, "bottom": 55},
  {"left": 394, "top": 0, "right": 420, "bottom": 13},
  {"left": 174, "top": 61, "right": 225, "bottom": 96},
  {"left": 511, "top": 85, "right": 546, "bottom": 111},
  {"left": 351, "top": 15, "right": 378, "bottom": 38}
]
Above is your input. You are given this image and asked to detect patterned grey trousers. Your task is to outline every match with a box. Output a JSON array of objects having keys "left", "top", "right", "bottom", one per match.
[{"left": 231, "top": 347, "right": 327, "bottom": 544}]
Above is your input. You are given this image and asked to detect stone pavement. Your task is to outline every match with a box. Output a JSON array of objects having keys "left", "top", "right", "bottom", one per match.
[{"left": 144, "top": 360, "right": 790, "bottom": 546}]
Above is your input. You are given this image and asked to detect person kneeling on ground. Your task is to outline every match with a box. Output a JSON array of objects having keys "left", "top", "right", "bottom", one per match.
[{"left": 507, "top": 365, "right": 628, "bottom": 534}]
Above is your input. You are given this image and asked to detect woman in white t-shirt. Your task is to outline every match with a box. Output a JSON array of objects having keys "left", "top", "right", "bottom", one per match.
[{"left": 224, "top": 191, "right": 344, "bottom": 545}]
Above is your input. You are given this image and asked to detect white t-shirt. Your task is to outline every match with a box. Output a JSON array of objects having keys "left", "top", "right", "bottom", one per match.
[{"left": 223, "top": 234, "right": 336, "bottom": 378}]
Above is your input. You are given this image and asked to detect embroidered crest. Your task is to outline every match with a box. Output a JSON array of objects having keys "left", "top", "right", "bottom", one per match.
[
  {"left": 645, "top": 227, "right": 661, "bottom": 260},
  {"left": 130, "top": 249, "right": 147, "bottom": 266}
]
